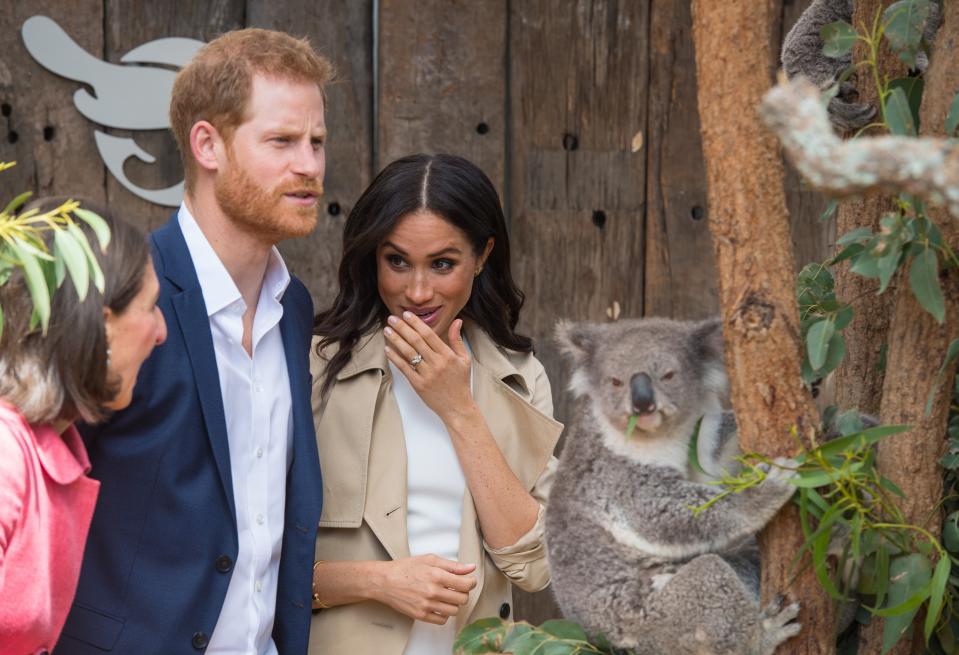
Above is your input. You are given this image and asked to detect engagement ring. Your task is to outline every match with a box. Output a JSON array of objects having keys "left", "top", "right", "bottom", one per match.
[{"left": 410, "top": 354, "right": 423, "bottom": 370}]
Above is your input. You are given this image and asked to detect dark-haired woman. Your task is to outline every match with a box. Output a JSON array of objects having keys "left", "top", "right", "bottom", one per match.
[
  {"left": 308, "top": 154, "right": 563, "bottom": 655},
  {"left": 0, "top": 205, "right": 167, "bottom": 652}
]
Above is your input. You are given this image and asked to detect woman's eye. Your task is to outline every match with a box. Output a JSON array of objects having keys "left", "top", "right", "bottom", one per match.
[
  {"left": 386, "top": 254, "right": 405, "bottom": 268},
  {"left": 432, "top": 259, "right": 454, "bottom": 271},
  {"left": 662, "top": 371, "right": 675, "bottom": 381},
  {"left": 610, "top": 377, "right": 623, "bottom": 387}
]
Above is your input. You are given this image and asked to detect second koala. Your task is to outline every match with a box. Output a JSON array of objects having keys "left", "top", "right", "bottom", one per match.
[{"left": 545, "top": 317, "right": 799, "bottom": 655}]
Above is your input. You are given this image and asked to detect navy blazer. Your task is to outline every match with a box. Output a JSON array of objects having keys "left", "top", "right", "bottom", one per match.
[{"left": 58, "top": 215, "right": 323, "bottom": 654}]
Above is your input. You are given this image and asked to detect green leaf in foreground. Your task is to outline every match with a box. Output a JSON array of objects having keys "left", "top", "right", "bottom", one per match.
[
  {"left": 73, "top": 207, "right": 111, "bottom": 251},
  {"left": 807, "top": 319, "right": 835, "bottom": 371},
  {"left": 821, "top": 20, "right": 857, "bottom": 58},
  {"left": 54, "top": 228, "right": 90, "bottom": 301},
  {"left": 885, "top": 86, "right": 917, "bottom": 136},
  {"left": 924, "top": 555, "right": 950, "bottom": 641},
  {"left": 879, "top": 553, "right": 932, "bottom": 655},
  {"left": 15, "top": 241, "right": 51, "bottom": 333},
  {"left": 454, "top": 617, "right": 507, "bottom": 654},
  {"left": 908, "top": 247, "right": 944, "bottom": 323}
]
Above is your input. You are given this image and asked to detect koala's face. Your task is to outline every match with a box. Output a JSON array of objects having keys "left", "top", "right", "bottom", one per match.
[{"left": 555, "top": 317, "right": 728, "bottom": 439}]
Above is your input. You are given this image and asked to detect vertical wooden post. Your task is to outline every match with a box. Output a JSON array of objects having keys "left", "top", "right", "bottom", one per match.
[{"left": 690, "top": 1, "right": 832, "bottom": 652}]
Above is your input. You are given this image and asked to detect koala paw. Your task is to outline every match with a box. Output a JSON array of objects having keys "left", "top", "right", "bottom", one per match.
[
  {"left": 827, "top": 97, "right": 877, "bottom": 133},
  {"left": 759, "top": 596, "right": 801, "bottom": 655}
]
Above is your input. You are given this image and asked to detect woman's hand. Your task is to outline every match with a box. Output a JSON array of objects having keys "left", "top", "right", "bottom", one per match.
[
  {"left": 372, "top": 554, "right": 477, "bottom": 625},
  {"left": 384, "top": 313, "right": 475, "bottom": 420}
]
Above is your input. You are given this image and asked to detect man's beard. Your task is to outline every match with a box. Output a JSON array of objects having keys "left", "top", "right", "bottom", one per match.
[{"left": 214, "top": 157, "right": 322, "bottom": 244}]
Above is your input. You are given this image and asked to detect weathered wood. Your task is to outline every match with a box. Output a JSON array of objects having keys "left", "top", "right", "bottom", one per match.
[
  {"left": 874, "top": 4, "right": 959, "bottom": 652},
  {"left": 0, "top": 2, "right": 105, "bottom": 206},
  {"left": 376, "top": 0, "right": 507, "bottom": 198},
  {"left": 691, "top": 2, "right": 832, "bottom": 653},
  {"left": 831, "top": 0, "right": 904, "bottom": 418},
  {"left": 101, "top": 1, "right": 243, "bottom": 235},
  {"left": 643, "top": 0, "right": 715, "bottom": 320},
  {"left": 249, "top": 0, "right": 374, "bottom": 311},
  {"left": 509, "top": 0, "right": 649, "bottom": 625}
]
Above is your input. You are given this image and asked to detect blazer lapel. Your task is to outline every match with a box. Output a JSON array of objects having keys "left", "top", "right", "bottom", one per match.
[{"left": 153, "top": 217, "right": 235, "bottom": 520}]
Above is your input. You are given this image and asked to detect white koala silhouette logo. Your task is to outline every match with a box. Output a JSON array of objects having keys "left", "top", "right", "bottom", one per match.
[{"left": 21, "top": 15, "right": 205, "bottom": 207}]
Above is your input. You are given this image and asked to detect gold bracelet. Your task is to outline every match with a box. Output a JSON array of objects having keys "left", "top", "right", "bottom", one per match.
[{"left": 312, "top": 560, "right": 331, "bottom": 609}]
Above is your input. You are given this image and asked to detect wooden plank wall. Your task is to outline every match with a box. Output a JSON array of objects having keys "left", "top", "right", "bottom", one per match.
[{"left": 0, "top": 0, "right": 827, "bottom": 626}]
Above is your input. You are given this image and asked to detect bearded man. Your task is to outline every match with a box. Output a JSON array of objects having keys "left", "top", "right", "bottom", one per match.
[{"left": 58, "top": 29, "right": 331, "bottom": 655}]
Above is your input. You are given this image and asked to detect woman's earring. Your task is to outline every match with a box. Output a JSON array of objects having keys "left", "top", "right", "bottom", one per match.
[
  {"left": 106, "top": 347, "right": 112, "bottom": 369},
  {"left": 474, "top": 265, "right": 483, "bottom": 277}
]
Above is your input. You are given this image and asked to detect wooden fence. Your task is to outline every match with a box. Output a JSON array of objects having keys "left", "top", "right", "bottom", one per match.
[{"left": 0, "top": 0, "right": 829, "bottom": 625}]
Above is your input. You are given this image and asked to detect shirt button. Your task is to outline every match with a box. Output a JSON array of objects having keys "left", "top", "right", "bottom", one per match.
[
  {"left": 256, "top": 581, "right": 263, "bottom": 592},
  {"left": 256, "top": 446, "right": 264, "bottom": 458},
  {"left": 256, "top": 513, "right": 264, "bottom": 525}
]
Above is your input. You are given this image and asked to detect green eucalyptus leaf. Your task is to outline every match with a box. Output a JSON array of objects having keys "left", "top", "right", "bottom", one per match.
[
  {"left": 454, "top": 617, "right": 508, "bottom": 654},
  {"left": 850, "top": 250, "right": 882, "bottom": 278},
  {"left": 73, "top": 207, "right": 111, "bottom": 251},
  {"left": 821, "top": 20, "right": 858, "bottom": 58},
  {"left": 888, "top": 77, "right": 924, "bottom": 131},
  {"left": 942, "top": 511, "right": 959, "bottom": 552},
  {"left": 879, "top": 476, "right": 906, "bottom": 498},
  {"left": 54, "top": 228, "right": 90, "bottom": 301},
  {"left": 945, "top": 91, "right": 959, "bottom": 137},
  {"left": 625, "top": 414, "right": 638, "bottom": 441},
  {"left": 882, "top": 0, "right": 932, "bottom": 68},
  {"left": 833, "top": 305, "right": 854, "bottom": 330},
  {"left": 807, "top": 319, "right": 835, "bottom": 371},
  {"left": 877, "top": 553, "right": 932, "bottom": 654},
  {"left": 885, "top": 86, "right": 917, "bottom": 136},
  {"left": 821, "top": 198, "right": 840, "bottom": 223},
  {"left": 2, "top": 190, "right": 33, "bottom": 216},
  {"left": 815, "top": 332, "right": 846, "bottom": 377},
  {"left": 503, "top": 631, "right": 548, "bottom": 655},
  {"left": 909, "top": 247, "right": 945, "bottom": 323},
  {"left": 925, "top": 338, "right": 959, "bottom": 416},
  {"left": 65, "top": 221, "right": 105, "bottom": 293},
  {"left": 814, "top": 424, "right": 910, "bottom": 459},
  {"left": 832, "top": 242, "right": 865, "bottom": 265},
  {"left": 837, "top": 227, "right": 874, "bottom": 246},
  {"left": 925, "top": 556, "right": 951, "bottom": 641},
  {"left": 14, "top": 241, "right": 51, "bottom": 333},
  {"left": 687, "top": 417, "right": 706, "bottom": 477},
  {"left": 539, "top": 620, "right": 589, "bottom": 642}
]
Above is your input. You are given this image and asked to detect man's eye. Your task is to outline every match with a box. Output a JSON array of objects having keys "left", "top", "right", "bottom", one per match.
[{"left": 311, "top": 138, "right": 325, "bottom": 150}]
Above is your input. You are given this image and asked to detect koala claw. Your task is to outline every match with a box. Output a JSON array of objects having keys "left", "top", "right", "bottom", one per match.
[
  {"left": 828, "top": 98, "right": 877, "bottom": 132},
  {"left": 760, "top": 599, "right": 801, "bottom": 655}
]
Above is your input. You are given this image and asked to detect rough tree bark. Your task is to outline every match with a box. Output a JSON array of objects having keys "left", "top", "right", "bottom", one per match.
[
  {"left": 690, "top": 3, "right": 831, "bottom": 653},
  {"left": 874, "top": 3, "right": 959, "bottom": 652},
  {"left": 832, "top": 0, "right": 905, "bottom": 417}
]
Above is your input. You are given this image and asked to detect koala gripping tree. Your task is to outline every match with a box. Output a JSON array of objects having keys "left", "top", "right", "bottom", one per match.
[{"left": 690, "top": 3, "right": 833, "bottom": 654}]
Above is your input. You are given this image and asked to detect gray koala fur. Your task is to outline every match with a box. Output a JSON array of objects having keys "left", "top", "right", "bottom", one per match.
[
  {"left": 781, "top": 0, "right": 940, "bottom": 132},
  {"left": 545, "top": 317, "right": 800, "bottom": 655}
]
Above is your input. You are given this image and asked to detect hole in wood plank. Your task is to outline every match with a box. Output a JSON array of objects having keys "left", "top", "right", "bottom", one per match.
[
  {"left": 592, "top": 210, "right": 607, "bottom": 229},
  {"left": 7, "top": 131, "right": 18, "bottom": 144},
  {"left": 476, "top": 122, "right": 489, "bottom": 135},
  {"left": 691, "top": 206, "right": 706, "bottom": 221},
  {"left": 1, "top": 103, "right": 10, "bottom": 117},
  {"left": 327, "top": 201, "right": 341, "bottom": 216},
  {"left": 562, "top": 133, "right": 578, "bottom": 151},
  {"left": 43, "top": 126, "right": 55, "bottom": 141}
]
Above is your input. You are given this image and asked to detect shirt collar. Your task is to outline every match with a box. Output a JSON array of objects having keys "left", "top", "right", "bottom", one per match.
[{"left": 177, "top": 204, "right": 291, "bottom": 316}]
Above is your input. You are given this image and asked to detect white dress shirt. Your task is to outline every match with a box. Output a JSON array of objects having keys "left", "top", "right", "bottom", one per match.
[
  {"left": 388, "top": 345, "right": 471, "bottom": 655},
  {"left": 178, "top": 205, "right": 293, "bottom": 655}
]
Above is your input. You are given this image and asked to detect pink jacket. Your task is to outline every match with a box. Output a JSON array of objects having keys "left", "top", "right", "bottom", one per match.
[{"left": 0, "top": 402, "right": 99, "bottom": 653}]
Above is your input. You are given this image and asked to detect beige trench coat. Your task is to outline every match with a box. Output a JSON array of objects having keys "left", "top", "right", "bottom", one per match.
[{"left": 307, "top": 323, "right": 563, "bottom": 654}]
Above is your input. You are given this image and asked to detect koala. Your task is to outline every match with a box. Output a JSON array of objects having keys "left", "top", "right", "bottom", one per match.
[
  {"left": 781, "top": 0, "right": 940, "bottom": 132},
  {"left": 544, "top": 317, "right": 800, "bottom": 655}
]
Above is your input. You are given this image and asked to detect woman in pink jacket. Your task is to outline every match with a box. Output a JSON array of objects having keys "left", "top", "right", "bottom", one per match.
[{"left": 0, "top": 203, "right": 167, "bottom": 653}]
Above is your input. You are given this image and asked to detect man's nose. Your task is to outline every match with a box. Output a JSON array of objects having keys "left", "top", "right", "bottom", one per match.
[{"left": 292, "top": 141, "right": 323, "bottom": 180}]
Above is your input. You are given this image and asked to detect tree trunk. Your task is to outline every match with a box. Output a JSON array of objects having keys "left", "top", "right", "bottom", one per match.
[
  {"left": 690, "top": 2, "right": 831, "bottom": 653},
  {"left": 870, "top": 4, "right": 959, "bottom": 652},
  {"left": 832, "top": 0, "right": 905, "bottom": 418}
]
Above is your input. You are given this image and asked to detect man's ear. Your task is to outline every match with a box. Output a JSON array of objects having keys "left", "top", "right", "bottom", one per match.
[{"left": 189, "top": 120, "right": 225, "bottom": 174}]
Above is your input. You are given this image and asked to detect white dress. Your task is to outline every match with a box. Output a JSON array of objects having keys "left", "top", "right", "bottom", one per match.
[{"left": 387, "top": 357, "right": 469, "bottom": 655}]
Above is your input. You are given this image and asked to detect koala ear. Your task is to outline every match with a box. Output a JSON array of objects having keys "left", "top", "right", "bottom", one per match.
[
  {"left": 692, "top": 318, "right": 729, "bottom": 397},
  {"left": 554, "top": 320, "right": 597, "bottom": 365}
]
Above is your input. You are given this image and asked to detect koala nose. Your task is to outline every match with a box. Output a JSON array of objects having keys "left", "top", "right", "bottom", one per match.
[{"left": 630, "top": 373, "right": 656, "bottom": 414}]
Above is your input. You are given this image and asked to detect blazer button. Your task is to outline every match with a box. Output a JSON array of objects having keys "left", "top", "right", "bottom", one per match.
[
  {"left": 192, "top": 632, "right": 209, "bottom": 650},
  {"left": 215, "top": 554, "right": 233, "bottom": 573},
  {"left": 499, "top": 602, "right": 511, "bottom": 619}
]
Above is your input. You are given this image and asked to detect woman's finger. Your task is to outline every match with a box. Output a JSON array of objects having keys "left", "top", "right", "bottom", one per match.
[
  {"left": 434, "top": 587, "right": 470, "bottom": 607},
  {"left": 387, "top": 314, "right": 434, "bottom": 360},
  {"left": 383, "top": 326, "right": 420, "bottom": 363},
  {"left": 431, "top": 601, "right": 461, "bottom": 617},
  {"left": 401, "top": 311, "right": 449, "bottom": 354},
  {"left": 447, "top": 319, "right": 469, "bottom": 360},
  {"left": 385, "top": 346, "right": 418, "bottom": 380}
]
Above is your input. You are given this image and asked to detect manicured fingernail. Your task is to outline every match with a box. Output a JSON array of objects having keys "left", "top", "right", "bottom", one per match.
[
  {"left": 387, "top": 315, "right": 397, "bottom": 325},
  {"left": 384, "top": 326, "right": 393, "bottom": 336},
  {"left": 403, "top": 311, "right": 413, "bottom": 320}
]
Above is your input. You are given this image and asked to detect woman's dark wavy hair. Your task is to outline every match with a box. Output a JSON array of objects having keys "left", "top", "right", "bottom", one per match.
[{"left": 314, "top": 153, "right": 531, "bottom": 394}]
